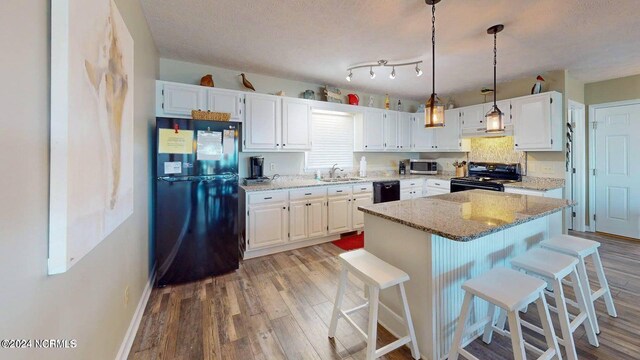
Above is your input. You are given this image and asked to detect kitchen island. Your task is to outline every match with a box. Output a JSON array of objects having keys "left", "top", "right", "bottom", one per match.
[{"left": 358, "top": 190, "right": 573, "bottom": 360}]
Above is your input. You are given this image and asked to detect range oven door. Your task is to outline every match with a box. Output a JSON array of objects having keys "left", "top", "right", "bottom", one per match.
[{"left": 450, "top": 182, "right": 503, "bottom": 193}]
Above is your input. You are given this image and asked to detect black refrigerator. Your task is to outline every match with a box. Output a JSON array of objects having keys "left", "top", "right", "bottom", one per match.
[{"left": 155, "top": 117, "right": 240, "bottom": 286}]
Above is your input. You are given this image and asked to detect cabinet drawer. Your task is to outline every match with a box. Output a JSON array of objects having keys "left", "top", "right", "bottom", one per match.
[
  {"left": 426, "top": 179, "right": 450, "bottom": 190},
  {"left": 400, "top": 179, "right": 423, "bottom": 188},
  {"left": 327, "top": 185, "right": 353, "bottom": 197},
  {"left": 248, "top": 191, "right": 288, "bottom": 205},
  {"left": 289, "top": 187, "right": 327, "bottom": 200},
  {"left": 352, "top": 183, "right": 373, "bottom": 194}
]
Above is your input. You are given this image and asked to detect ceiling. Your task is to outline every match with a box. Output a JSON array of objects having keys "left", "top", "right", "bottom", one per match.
[{"left": 140, "top": 0, "right": 640, "bottom": 101}]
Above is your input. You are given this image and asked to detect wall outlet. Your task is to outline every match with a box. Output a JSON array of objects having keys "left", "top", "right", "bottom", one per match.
[
  {"left": 270, "top": 163, "right": 276, "bottom": 171},
  {"left": 124, "top": 286, "right": 130, "bottom": 307}
]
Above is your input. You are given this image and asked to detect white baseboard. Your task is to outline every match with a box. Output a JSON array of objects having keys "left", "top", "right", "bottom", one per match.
[{"left": 116, "top": 268, "right": 156, "bottom": 360}]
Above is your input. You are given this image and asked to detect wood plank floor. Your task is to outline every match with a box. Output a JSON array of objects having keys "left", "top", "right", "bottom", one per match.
[{"left": 129, "top": 231, "right": 640, "bottom": 359}]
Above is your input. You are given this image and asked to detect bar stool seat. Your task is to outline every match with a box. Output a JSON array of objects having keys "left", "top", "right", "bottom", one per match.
[
  {"left": 541, "top": 234, "right": 618, "bottom": 334},
  {"left": 510, "top": 248, "right": 599, "bottom": 360},
  {"left": 449, "top": 268, "right": 560, "bottom": 360},
  {"left": 328, "top": 249, "right": 420, "bottom": 360}
]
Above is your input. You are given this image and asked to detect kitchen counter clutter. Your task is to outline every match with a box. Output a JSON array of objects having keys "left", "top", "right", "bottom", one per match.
[{"left": 358, "top": 189, "right": 572, "bottom": 241}]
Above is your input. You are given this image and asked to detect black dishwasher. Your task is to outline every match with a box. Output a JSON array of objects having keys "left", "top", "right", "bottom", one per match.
[{"left": 373, "top": 180, "right": 401, "bottom": 203}]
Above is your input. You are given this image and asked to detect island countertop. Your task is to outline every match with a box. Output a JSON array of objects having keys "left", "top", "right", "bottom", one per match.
[{"left": 358, "top": 189, "right": 573, "bottom": 241}]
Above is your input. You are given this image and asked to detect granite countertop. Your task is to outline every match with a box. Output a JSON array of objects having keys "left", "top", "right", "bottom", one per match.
[
  {"left": 240, "top": 173, "right": 455, "bottom": 192},
  {"left": 503, "top": 176, "right": 565, "bottom": 191},
  {"left": 358, "top": 189, "right": 573, "bottom": 242}
]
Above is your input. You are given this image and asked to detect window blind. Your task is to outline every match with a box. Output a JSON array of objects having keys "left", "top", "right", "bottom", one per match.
[{"left": 305, "top": 112, "right": 354, "bottom": 170}]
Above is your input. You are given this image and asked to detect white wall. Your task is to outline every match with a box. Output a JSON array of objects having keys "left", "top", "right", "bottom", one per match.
[{"left": 0, "top": 1, "right": 158, "bottom": 359}]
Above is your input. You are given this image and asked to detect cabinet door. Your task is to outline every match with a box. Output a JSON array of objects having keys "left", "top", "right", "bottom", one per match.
[
  {"left": 460, "top": 104, "right": 486, "bottom": 130},
  {"left": 384, "top": 111, "right": 398, "bottom": 150},
  {"left": 245, "top": 94, "right": 281, "bottom": 150},
  {"left": 328, "top": 196, "right": 351, "bottom": 234},
  {"left": 289, "top": 200, "right": 308, "bottom": 242},
  {"left": 400, "top": 189, "right": 413, "bottom": 201},
  {"left": 435, "top": 109, "right": 462, "bottom": 151},
  {"left": 282, "top": 98, "right": 311, "bottom": 150},
  {"left": 307, "top": 199, "right": 327, "bottom": 238},
  {"left": 248, "top": 203, "right": 287, "bottom": 249},
  {"left": 207, "top": 89, "right": 244, "bottom": 122},
  {"left": 398, "top": 112, "right": 412, "bottom": 151},
  {"left": 412, "top": 114, "right": 435, "bottom": 151},
  {"left": 363, "top": 110, "right": 385, "bottom": 150},
  {"left": 513, "top": 93, "right": 551, "bottom": 150},
  {"left": 352, "top": 194, "right": 372, "bottom": 229},
  {"left": 161, "top": 83, "right": 206, "bottom": 117}
]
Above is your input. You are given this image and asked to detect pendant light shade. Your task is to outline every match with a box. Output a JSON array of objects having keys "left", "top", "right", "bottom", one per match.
[
  {"left": 486, "top": 24, "right": 505, "bottom": 133},
  {"left": 425, "top": 0, "right": 444, "bottom": 128}
]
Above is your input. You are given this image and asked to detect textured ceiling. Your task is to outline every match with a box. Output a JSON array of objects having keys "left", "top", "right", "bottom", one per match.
[{"left": 140, "top": 0, "right": 640, "bottom": 100}]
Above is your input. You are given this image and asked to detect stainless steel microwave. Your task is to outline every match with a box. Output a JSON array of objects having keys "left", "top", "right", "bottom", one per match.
[{"left": 409, "top": 159, "right": 438, "bottom": 175}]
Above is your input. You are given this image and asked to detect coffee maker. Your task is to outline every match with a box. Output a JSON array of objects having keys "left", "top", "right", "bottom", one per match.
[{"left": 244, "top": 156, "right": 270, "bottom": 185}]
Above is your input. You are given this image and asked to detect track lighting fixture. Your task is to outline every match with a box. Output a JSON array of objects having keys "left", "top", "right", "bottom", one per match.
[{"left": 345, "top": 59, "right": 422, "bottom": 82}]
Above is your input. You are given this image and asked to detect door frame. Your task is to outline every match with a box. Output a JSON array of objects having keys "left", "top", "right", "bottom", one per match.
[
  {"left": 587, "top": 99, "right": 640, "bottom": 232},
  {"left": 568, "top": 100, "right": 586, "bottom": 231}
]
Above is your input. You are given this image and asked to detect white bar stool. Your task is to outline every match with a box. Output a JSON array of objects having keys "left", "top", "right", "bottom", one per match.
[
  {"left": 510, "top": 247, "right": 599, "bottom": 360},
  {"left": 328, "top": 249, "right": 420, "bottom": 360},
  {"left": 541, "top": 234, "right": 617, "bottom": 334},
  {"left": 449, "top": 268, "right": 560, "bottom": 360}
]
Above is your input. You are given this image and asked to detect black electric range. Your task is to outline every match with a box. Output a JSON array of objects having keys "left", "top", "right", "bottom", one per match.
[{"left": 450, "top": 162, "right": 522, "bottom": 192}]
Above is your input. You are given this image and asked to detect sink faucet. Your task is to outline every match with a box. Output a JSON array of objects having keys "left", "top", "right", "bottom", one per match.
[{"left": 329, "top": 163, "right": 344, "bottom": 178}]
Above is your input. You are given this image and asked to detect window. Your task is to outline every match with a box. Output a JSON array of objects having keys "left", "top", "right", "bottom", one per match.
[{"left": 305, "top": 111, "right": 354, "bottom": 170}]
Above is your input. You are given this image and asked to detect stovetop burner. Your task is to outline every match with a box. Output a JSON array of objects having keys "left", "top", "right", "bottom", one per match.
[{"left": 450, "top": 162, "right": 522, "bottom": 193}]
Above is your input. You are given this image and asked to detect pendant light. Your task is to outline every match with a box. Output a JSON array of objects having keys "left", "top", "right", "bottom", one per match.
[
  {"left": 485, "top": 24, "right": 505, "bottom": 133},
  {"left": 425, "top": 0, "right": 445, "bottom": 128}
]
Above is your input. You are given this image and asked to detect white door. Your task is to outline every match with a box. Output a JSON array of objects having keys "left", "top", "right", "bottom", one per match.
[
  {"left": 307, "top": 199, "right": 327, "bottom": 238},
  {"left": 513, "top": 93, "right": 552, "bottom": 150},
  {"left": 412, "top": 115, "right": 435, "bottom": 151},
  {"left": 282, "top": 98, "right": 311, "bottom": 150},
  {"left": 435, "top": 109, "right": 462, "bottom": 151},
  {"left": 594, "top": 103, "right": 640, "bottom": 239},
  {"left": 460, "top": 104, "right": 485, "bottom": 130},
  {"left": 384, "top": 111, "right": 398, "bottom": 150},
  {"left": 289, "top": 200, "right": 308, "bottom": 241},
  {"left": 249, "top": 203, "right": 287, "bottom": 249},
  {"left": 398, "top": 112, "right": 412, "bottom": 151},
  {"left": 244, "top": 94, "right": 281, "bottom": 150},
  {"left": 207, "top": 89, "right": 244, "bottom": 121},
  {"left": 328, "top": 196, "right": 352, "bottom": 234},
  {"left": 162, "top": 83, "right": 206, "bottom": 117},
  {"left": 363, "top": 110, "right": 385, "bottom": 150},
  {"left": 352, "top": 194, "right": 372, "bottom": 229}
]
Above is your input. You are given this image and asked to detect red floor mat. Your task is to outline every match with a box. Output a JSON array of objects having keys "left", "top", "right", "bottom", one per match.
[{"left": 332, "top": 232, "right": 364, "bottom": 251}]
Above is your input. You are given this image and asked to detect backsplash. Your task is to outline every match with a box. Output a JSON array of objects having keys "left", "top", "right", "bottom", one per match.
[{"left": 468, "top": 136, "right": 527, "bottom": 174}]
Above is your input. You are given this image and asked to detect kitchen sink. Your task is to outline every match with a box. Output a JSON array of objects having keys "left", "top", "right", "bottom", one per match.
[{"left": 319, "top": 177, "right": 363, "bottom": 183}]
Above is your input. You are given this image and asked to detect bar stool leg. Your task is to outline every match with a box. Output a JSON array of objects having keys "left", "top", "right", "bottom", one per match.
[
  {"left": 575, "top": 257, "right": 600, "bottom": 334},
  {"left": 535, "top": 291, "right": 561, "bottom": 360},
  {"left": 482, "top": 303, "right": 497, "bottom": 344},
  {"left": 366, "top": 285, "right": 380, "bottom": 360},
  {"left": 592, "top": 251, "right": 618, "bottom": 317},
  {"left": 552, "top": 277, "right": 578, "bottom": 360},
  {"left": 569, "top": 269, "right": 599, "bottom": 347},
  {"left": 329, "top": 267, "right": 348, "bottom": 338},
  {"left": 449, "top": 292, "right": 473, "bottom": 360},
  {"left": 507, "top": 310, "right": 527, "bottom": 360},
  {"left": 495, "top": 308, "right": 508, "bottom": 333},
  {"left": 397, "top": 283, "right": 420, "bottom": 359}
]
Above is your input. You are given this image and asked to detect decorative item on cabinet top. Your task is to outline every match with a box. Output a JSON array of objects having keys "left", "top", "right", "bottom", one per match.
[
  {"left": 200, "top": 74, "right": 214, "bottom": 87},
  {"left": 303, "top": 90, "right": 315, "bottom": 100},
  {"left": 191, "top": 110, "right": 231, "bottom": 121},
  {"left": 239, "top": 73, "right": 256, "bottom": 91},
  {"left": 531, "top": 75, "right": 544, "bottom": 94},
  {"left": 324, "top": 86, "right": 342, "bottom": 103}
]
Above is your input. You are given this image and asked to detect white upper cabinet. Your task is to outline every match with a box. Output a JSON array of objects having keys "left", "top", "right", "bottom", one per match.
[
  {"left": 244, "top": 93, "right": 282, "bottom": 150},
  {"left": 384, "top": 111, "right": 398, "bottom": 150},
  {"left": 459, "top": 104, "right": 486, "bottom": 132},
  {"left": 434, "top": 109, "right": 468, "bottom": 151},
  {"left": 411, "top": 113, "right": 436, "bottom": 151},
  {"left": 282, "top": 98, "right": 311, "bottom": 150},
  {"left": 398, "top": 112, "right": 412, "bottom": 151},
  {"left": 512, "top": 91, "right": 562, "bottom": 151},
  {"left": 363, "top": 109, "right": 385, "bottom": 150},
  {"left": 483, "top": 100, "right": 512, "bottom": 126},
  {"left": 158, "top": 83, "right": 207, "bottom": 117},
  {"left": 206, "top": 88, "right": 244, "bottom": 122}
]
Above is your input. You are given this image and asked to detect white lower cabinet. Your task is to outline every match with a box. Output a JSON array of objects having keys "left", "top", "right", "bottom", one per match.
[
  {"left": 288, "top": 199, "right": 309, "bottom": 241},
  {"left": 288, "top": 188, "right": 327, "bottom": 242},
  {"left": 352, "top": 193, "right": 372, "bottom": 229},
  {"left": 307, "top": 199, "right": 327, "bottom": 238},
  {"left": 248, "top": 202, "right": 288, "bottom": 250},
  {"left": 328, "top": 194, "right": 352, "bottom": 234},
  {"left": 400, "top": 179, "right": 424, "bottom": 200},
  {"left": 425, "top": 179, "right": 451, "bottom": 196}
]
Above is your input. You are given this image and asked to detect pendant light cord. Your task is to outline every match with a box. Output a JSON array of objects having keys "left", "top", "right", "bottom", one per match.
[
  {"left": 431, "top": 4, "right": 436, "bottom": 97},
  {"left": 493, "top": 31, "right": 497, "bottom": 106}
]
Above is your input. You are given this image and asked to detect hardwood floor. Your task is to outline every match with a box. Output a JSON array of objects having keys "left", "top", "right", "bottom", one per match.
[{"left": 128, "top": 231, "right": 640, "bottom": 359}]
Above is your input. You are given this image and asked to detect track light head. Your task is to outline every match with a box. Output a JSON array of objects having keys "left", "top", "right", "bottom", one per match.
[
  {"left": 346, "top": 70, "right": 352, "bottom": 82},
  {"left": 390, "top": 67, "right": 396, "bottom": 79},
  {"left": 415, "top": 64, "right": 423, "bottom": 77},
  {"left": 369, "top": 67, "right": 376, "bottom": 79}
]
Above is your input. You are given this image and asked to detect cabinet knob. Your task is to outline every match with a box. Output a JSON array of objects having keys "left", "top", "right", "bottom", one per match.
[
  {"left": 282, "top": 144, "right": 286, "bottom": 146},
  {"left": 276, "top": 143, "right": 280, "bottom": 146},
  {"left": 515, "top": 144, "right": 519, "bottom": 147}
]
